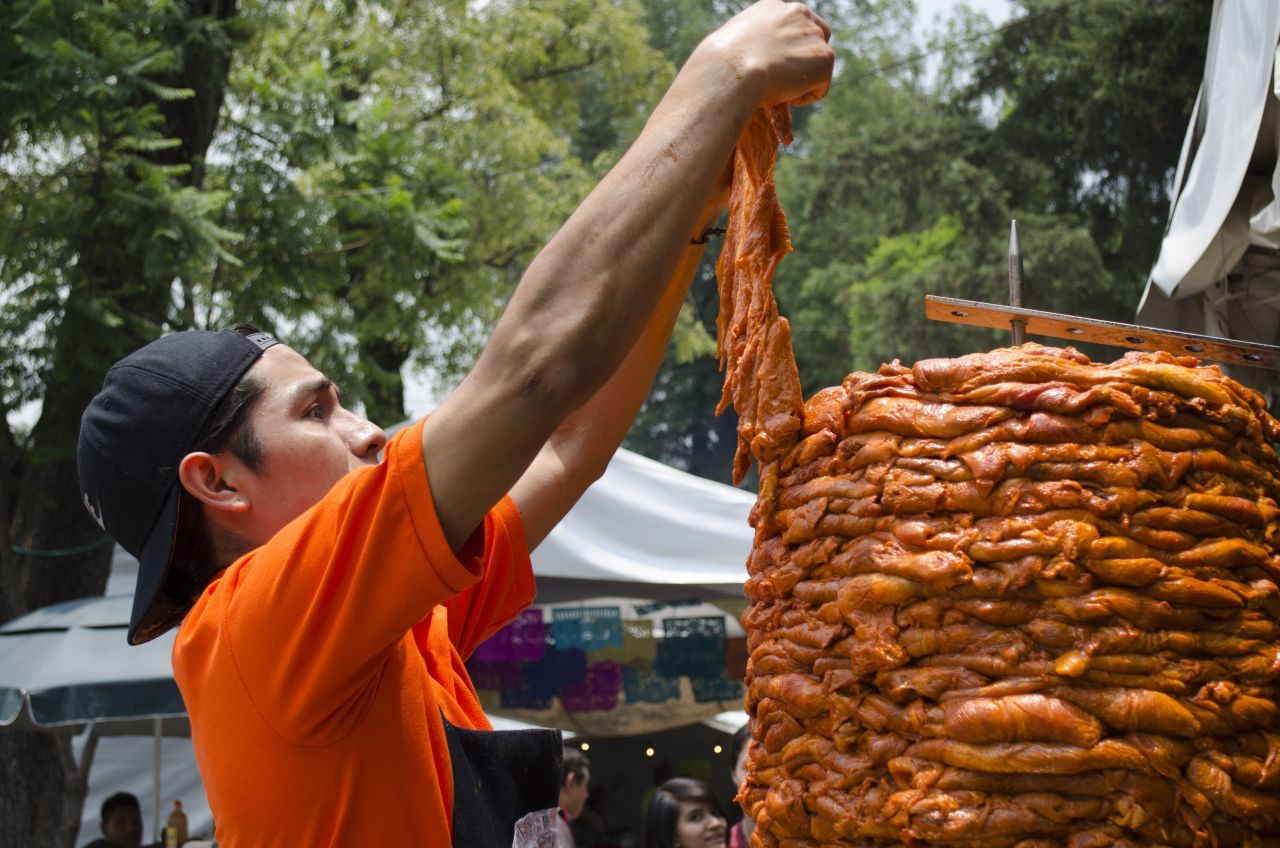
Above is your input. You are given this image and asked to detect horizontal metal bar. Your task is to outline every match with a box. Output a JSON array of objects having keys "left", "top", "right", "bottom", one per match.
[{"left": 925, "top": 295, "right": 1280, "bottom": 371}]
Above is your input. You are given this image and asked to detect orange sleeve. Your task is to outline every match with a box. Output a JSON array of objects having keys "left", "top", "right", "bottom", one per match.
[
  {"left": 443, "top": 495, "right": 536, "bottom": 659},
  {"left": 220, "top": 419, "right": 487, "bottom": 743}
]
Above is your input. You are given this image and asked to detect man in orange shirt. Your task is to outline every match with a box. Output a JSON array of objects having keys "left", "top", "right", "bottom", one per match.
[{"left": 77, "top": 3, "right": 832, "bottom": 845}]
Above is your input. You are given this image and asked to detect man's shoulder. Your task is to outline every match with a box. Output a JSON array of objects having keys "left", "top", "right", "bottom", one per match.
[
  {"left": 172, "top": 562, "right": 243, "bottom": 666},
  {"left": 79, "top": 839, "right": 111, "bottom": 848}
]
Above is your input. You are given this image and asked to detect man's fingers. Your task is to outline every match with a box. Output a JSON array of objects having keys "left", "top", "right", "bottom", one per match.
[
  {"left": 791, "top": 85, "right": 824, "bottom": 107},
  {"left": 800, "top": 5, "right": 833, "bottom": 42},
  {"left": 792, "top": 43, "right": 834, "bottom": 106},
  {"left": 773, "top": 0, "right": 832, "bottom": 43}
]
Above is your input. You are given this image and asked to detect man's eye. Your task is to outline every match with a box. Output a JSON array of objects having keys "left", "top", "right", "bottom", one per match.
[{"left": 306, "top": 404, "right": 326, "bottom": 419}]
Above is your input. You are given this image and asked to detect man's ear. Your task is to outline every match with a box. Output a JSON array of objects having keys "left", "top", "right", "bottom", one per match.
[{"left": 178, "top": 452, "right": 250, "bottom": 515}]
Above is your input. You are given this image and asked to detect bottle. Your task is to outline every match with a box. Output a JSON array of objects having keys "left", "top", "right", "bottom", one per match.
[{"left": 166, "top": 799, "right": 189, "bottom": 847}]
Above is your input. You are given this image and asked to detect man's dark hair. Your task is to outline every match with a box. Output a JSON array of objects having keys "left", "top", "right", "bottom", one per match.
[
  {"left": 562, "top": 747, "right": 590, "bottom": 787},
  {"left": 100, "top": 791, "right": 140, "bottom": 822},
  {"left": 730, "top": 722, "right": 750, "bottom": 768},
  {"left": 166, "top": 323, "right": 268, "bottom": 603},
  {"left": 644, "top": 778, "right": 724, "bottom": 848}
]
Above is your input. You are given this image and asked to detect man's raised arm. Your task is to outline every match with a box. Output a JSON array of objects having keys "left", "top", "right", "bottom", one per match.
[{"left": 422, "top": 0, "right": 833, "bottom": 550}]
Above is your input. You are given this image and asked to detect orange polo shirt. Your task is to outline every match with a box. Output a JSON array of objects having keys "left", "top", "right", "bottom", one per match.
[{"left": 172, "top": 419, "right": 535, "bottom": 847}]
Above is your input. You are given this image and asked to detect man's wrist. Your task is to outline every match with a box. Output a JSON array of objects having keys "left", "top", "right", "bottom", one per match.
[{"left": 683, "top": 34, "right": 768, "bottom": 111}]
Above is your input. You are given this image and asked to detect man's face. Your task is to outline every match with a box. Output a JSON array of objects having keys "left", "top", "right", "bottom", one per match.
[
  {"left": 101, "top": 804, "right": 143, "bottom": 847},
  {"left": 562, "top": 769, "right": 590, "bottom": 820},
  {"left": 226, "top": 345, "right": 386, "bottom": 545}
]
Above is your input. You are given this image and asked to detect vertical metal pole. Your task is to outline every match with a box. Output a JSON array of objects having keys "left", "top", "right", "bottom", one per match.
[
  {"left": 154, "top": 716, "right": 162, "bottom": 843},
  {"left": 1008, "top": 220, "right": 1027, "bottom": 345}
]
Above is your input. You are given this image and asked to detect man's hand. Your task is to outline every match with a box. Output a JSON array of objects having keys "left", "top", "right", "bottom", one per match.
[
  {"left": 696, "top": 0, "right": 834, "bottom": 109},
  {"left": 701, "top": 3, "right": 833, "bottom": 224}
]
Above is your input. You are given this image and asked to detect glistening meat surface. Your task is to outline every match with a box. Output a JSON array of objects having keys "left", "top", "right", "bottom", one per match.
[{"left": 716, "top": 112, "right": 1280, "bottom": 847}]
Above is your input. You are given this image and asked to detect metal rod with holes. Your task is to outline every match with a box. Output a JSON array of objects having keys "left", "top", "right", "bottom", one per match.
[
  {"left": 1008, "top": 221, "right": 1026, "bottom": 346},
  {"left": 924, "top": 295, "right": 1280, "bottom": 370}
]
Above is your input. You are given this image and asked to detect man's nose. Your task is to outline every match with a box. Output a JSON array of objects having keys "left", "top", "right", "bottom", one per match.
[{"left": 345, "top": 413, "right": 388, "bottom": 459}]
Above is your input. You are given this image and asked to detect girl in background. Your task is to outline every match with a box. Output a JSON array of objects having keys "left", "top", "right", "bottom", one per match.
[{"left": 644, "top": 778, "right": 727, "bottom": 848}]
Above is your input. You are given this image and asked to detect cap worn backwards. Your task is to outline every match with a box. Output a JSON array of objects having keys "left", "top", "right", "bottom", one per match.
[{"left": 77, "top": 329, "right": 278, "bottom": 645}]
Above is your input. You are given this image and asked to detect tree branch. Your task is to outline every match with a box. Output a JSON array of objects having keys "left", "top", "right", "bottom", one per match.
[
  {"left": 302, "top": 237, "right": 372, "bottom": 256},
  {"left": 517, "top": 47, "right": 605, "bottom": 84}
]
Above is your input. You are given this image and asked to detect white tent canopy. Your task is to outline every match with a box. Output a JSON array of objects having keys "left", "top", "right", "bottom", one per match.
[
  {"left": 1138, "top": 0, "right": 1280, "bottom": 353},
  {"left": 530, "top": 447, "right": 754, "bottom": 601}
]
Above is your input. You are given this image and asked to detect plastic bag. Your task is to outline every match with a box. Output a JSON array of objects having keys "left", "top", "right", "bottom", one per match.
[{"left": 511, "top": 807, "right": 570, "bottom": 848}]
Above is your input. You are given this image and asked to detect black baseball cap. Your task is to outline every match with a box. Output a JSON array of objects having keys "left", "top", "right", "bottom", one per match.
[{"left": 78, "top": 329, "right": 279, "bottom": 645}]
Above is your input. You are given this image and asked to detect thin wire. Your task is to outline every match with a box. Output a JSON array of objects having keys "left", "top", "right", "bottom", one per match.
[
  {"left": 12, "top": 535, "right": 113, "bottom": 558},
  {"left": 841, "top": 0, "right": 1095, "bottom": 87}
]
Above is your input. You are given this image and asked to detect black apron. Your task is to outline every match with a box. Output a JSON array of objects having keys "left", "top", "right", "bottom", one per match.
[{"left": 443, "top": 713, "right": 562, "bottom": 847}]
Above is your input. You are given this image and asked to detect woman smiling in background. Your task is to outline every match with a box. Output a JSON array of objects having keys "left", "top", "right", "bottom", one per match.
[{"left": 645, "top": 778, "right": 728, "bottom": 848}]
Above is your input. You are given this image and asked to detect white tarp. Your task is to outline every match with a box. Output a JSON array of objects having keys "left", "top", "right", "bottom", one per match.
[
  {"left": 1138, "top": 0, "right": 1280, "bottom": 337},
  {"left": 530, "top": 448, "right": 754, "bottom": 601}
]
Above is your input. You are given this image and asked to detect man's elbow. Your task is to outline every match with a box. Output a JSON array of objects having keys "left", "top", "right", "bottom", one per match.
[
  {"left": 547, "top": 434, "right": 612, "bottom": 503},
  {"left": 576, "top": 451, "right": 611, "bottom": 491}
]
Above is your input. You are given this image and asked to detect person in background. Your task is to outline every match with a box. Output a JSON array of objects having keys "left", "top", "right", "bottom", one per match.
[
  {"left": 557, "top": 747, "right": 592, "bottom": 846},
  {"left": 80, "top": 792, "right": 159, "bottom": 848},
  {"left": 644, "top": 778, "right": 727, "bottom": 848},
  {"left": 571, "top": 779, "right": 608, "bottom": 848},
  {"left": 727, "top": 724, "right": 755, "bottom": 848}
]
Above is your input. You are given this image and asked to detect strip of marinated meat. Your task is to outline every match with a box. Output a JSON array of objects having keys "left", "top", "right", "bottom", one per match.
[{"left": 715, "top": 106, "right": 803, "bottom": 485}]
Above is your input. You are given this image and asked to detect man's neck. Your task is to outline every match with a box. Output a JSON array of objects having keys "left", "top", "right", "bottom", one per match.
[{"left": 209, "top": 519, "right": 255, "bottom": 570}]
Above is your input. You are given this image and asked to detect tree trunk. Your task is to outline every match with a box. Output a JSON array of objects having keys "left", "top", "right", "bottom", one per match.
[
  {"left": 0, "top": 306, "right": 120, "bottom": 622},
  {"left": 0, "top": 732, "right": 91, "bottom": 848},
  {"left": 361, "top": 336, "right": 411, "bottom": 427},
  {"left": 0, "top": 3, "right": 240, "bottom": 844}
]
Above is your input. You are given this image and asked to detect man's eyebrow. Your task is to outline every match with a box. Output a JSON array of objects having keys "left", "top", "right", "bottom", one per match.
[{"left": 289, "top": 376, "right": 338, "bottom": 405}]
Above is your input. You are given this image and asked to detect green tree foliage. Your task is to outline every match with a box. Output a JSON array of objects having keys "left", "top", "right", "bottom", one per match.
[
  {"left": 971, "top": 0, "right": 1209, "bottom": 284},
  {"left": 199, "top": 0, "right": 670, "bottom": 425}
]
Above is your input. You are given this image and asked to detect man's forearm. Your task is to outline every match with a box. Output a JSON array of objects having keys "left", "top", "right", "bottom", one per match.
[
  {"left": 511, "top": 227, "right": 713, "bottom": 549},
  {"left": 551, "top": 240, "right": 709, "bottom": 469}
]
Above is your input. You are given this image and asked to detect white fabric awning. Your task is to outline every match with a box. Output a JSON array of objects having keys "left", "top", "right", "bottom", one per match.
[
  {"left": 1138, "top": 0, "right": 1280, "bottom": 339},
  {"left": 531, "top": 447, "right": 753, "bottom": 602}
]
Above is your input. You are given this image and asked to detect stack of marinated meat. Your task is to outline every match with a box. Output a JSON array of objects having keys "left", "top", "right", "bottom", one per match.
[
  {"left": 716, "top": 114, "right": 1280, "bottom": 846},
  {"left": 741, "top": 346, "right": 1280, "bottom": 845}
]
